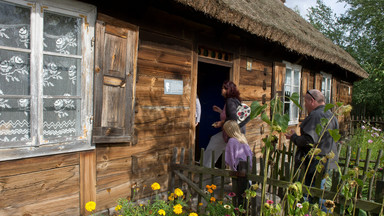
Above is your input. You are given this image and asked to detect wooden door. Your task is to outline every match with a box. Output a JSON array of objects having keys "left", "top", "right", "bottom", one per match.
[{"left": 93, "top": 15, "right": 138, "bottom": 144}]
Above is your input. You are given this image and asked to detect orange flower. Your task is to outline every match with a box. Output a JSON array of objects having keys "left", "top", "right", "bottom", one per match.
[
  {"left": 207, "top": 189, "right": 213, "bottom": 194},
  {"left": 210, "top": 197, "right": 216, "bottom": 202},
  {"left": 211, "top": 184, "right": 217, "bottom": 190}
]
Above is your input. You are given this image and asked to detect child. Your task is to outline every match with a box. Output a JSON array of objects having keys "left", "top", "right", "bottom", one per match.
[{"left": 222, "top": 120, "right": 253, "bottom": 206}]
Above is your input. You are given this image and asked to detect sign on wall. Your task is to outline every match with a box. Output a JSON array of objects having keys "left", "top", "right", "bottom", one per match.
[{"left": 164, "top": 79, "right": 183, "bottom": 95}]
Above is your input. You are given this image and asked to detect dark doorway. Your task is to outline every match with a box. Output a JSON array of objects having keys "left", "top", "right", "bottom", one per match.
[{"left": 195, "top": 62, "right": 230, "bottom": 162}]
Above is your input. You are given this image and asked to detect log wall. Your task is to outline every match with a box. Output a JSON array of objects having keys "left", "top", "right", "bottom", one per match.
[
  {"left": 0, "top": 2, "right": 356, "bottom": 215},
  {"left": 0, "top": 153, "right": 80, "bottom": 215},
  {"left": 94, "top": 29, "right": 193, "bottom": 211}
]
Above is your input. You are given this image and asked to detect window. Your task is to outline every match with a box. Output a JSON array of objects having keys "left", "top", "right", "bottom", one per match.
[
  {"left": 283, "top": 62, "right": 301, "bottom": 125},
  {"left": 321, "top": 73, "right": 332, "bottom": 104},
  {"left": 0, "top": 0, "right": 95, "bottom": 161}
]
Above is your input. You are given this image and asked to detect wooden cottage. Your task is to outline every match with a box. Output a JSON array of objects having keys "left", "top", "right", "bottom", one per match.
[{"left": 0, "top": 0, "right": 368, "bottom": 215}]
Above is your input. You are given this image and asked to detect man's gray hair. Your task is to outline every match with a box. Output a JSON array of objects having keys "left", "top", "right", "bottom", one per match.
[{"left": 309, "top": 89, "right": 325, "bottom": 103}]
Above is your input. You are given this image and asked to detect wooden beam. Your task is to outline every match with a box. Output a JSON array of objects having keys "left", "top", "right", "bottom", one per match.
[
  {"left": 80, "top": 150, "right": 96, "bottom": 215},
  {"left": 189, "top": 42, "right": 198, "bottom": 151},
  {"left": 232, "top": 51, "right": 240, "bottom": 86}
]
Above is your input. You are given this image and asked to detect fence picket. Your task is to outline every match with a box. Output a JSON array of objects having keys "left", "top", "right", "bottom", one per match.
[
  {"left": 251, "top": 155, "right": 257, "bottom": 216},
  {"left": 369, "top": 150, "right": 383, "bottom": 200},
  {"left": 220, "top": 150, "right": 225, "bottom": 200},
  {"left": 170, "top": 145, "right": 383, "bottom": 215},
  {"left": 198, "top": 148, "right": 204, "bottom": 213}
]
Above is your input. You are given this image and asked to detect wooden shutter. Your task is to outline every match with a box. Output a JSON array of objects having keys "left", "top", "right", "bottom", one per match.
[
  {"left": 314, "top": 73, "right": 323, "bottom": 90},
  {"left": 332, "top": 77, "right": 338, "bottom": 104},
  {"left": 300, "top": 68, "right": 310, "bottom": 121},
  {"left": 273, "top": 62, "right": 286, "bottom": 99},
  {"left": 93, "top": 15, "right": 138, "bottom": 144}
]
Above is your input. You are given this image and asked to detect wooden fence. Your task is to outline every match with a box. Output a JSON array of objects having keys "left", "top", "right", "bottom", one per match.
[
  {"left": 170, "top": 143, "right": 384, "bottom": 215},
  {"left": 346, "top": 115, "right": 384, "bottom": 136}
]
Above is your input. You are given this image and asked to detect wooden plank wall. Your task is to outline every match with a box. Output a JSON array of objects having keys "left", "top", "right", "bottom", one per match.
[
  {"left": 0, "top": 153, "right": 80, "bottom": 215},
  {"left": 94, "top": 29, "right": 193, "bottom": 211},
  {"left": 238, "top": 56, "right": 272, "bottom": 157}
]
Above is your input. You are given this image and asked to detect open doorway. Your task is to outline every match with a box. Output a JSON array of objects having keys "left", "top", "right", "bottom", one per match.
[{"left": 195, "top": 61, "right": 230, "bottom": 163}]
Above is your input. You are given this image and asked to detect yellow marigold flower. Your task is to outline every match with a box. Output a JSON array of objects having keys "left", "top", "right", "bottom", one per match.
[
  {"left": 189, "top": 213, "right": 198, "bottom": 216},
  {"left": 207, "top": 189, "right": 213, "bottom": 194},
  {"left": 211, "top": 184, "right": 217, "bottom": 190},
  {"left": 168, "top": 193, "right": 175, "bottom": 201},
  {"left": 85, "top": 201, "right": 96, "bottom": 212},
  {"left": 210, "top": 197, "right": 216, "bottom": 202},
  {"left": 151, "top": 182, "right": 161, "bottom": 191},
  {"left": 115, "top": 204, "right": 122, "bottom": 211},
  {"left": 218, "top": 201, "right": 223, "bottom": 205},
  {"left": 198, "top": 203, "right": 203, "bottom": 206},
  {"left": 158, "top": 209, "right": 166, "bottom": 215},
  {"left": 174, "top": 188, "right": 184, "bottom": 197},
  {"left": 173, "top": 204, "right": 183, "bottom": 215}
]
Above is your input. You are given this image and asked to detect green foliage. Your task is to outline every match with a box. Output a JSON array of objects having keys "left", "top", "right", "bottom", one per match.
[
  {"left": 250, "top": 92, "right": 301, "bottom": 134},
  {"left": 342, "top": 121, "right": 384, "bottom": 162},
  {"left": 115, "top": 183, "right": 247, "bottom": 216},
  {"left": 307, "top": 0, "right": 384, "bottom": 116},
  {"left": 115, "top": 186, "right": 191, "bottom": 216},
  {"left": 250, "top": 101, "right": 267, "bottom": 120}
]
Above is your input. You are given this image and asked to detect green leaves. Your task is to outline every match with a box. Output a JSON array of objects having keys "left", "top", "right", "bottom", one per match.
[
  {"left": 273, "top": 113, "right": 290, "bottom": 132},
  {"left": 328, "top": 129, "right": 341, "bottom": 142},
  {"left": 285, "top": 92, "right": 302, "bottom": 111},
  {"left": 324, "top": 103, "right": 334, "bottom": 113},
  {"left": 250, "top": 101, "right": 267, "bottom": 120},
  {"left": 316, "top": 124, "right": 323, "bottom": 137}
]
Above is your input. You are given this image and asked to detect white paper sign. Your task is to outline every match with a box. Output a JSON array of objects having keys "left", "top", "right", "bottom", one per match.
[{"left": 164, "top": 79, "right": 183, "bottom": 95}]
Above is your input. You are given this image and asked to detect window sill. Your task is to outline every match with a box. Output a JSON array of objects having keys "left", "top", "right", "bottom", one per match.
[{"left": 0, "top": 142, "right": 94, "bottom": 162}]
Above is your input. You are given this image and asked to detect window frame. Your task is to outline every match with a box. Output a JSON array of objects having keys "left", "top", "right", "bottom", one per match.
[
  {"left": 0, "top": 0, "right": 96, "bottom": 161},
  {"left": 321, "top": 72, "right": 332, "bottom": 104},
  {"left": 283, "top": 61, "right": 301, "bottom": 125}
]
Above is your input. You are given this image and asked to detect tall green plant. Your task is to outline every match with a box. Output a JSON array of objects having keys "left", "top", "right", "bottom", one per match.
[
  {"left": 250, "top": 92, "right": 300, "bottom": 215},
  {"left": 250, "top": 94, "right": 360, "bottom": 215}
]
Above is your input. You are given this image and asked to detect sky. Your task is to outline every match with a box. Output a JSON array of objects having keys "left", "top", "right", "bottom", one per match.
[{"left": 284, "top": 0, "right": 350, "bottom": 18}]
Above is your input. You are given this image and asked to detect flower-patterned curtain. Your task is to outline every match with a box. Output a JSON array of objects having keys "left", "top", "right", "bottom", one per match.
[
  {"left": 0, "top": 1, "right": 82, "bottom": 142},
  {"left": 0, "top": 2, "right": 31, "bottom": 142}
]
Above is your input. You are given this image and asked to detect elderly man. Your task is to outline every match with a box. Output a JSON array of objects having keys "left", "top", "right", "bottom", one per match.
[{"left": 285, "top": 89, "right": 339, "bottom": 188}]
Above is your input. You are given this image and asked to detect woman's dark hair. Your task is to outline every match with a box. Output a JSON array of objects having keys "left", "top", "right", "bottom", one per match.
[{"left": 222, "top": 80, "right": 241, "bottom": 101}]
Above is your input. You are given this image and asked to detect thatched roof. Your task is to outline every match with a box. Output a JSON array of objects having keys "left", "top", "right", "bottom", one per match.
[{"left": 174, "top": 0, "right": 368, "bottom": 78}]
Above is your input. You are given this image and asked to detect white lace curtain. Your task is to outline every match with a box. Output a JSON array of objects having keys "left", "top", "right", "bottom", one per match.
[{"left": 0, "top": 1, "right": 82, "bottom": 142}]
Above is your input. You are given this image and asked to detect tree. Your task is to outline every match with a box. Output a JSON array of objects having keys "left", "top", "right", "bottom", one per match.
[{"left": 307, "top": 0, "right": 384, "bottom": 116}]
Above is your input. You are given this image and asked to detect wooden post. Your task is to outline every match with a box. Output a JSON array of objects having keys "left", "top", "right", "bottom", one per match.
[
  {"left": 251, "top": 156, "right": 257, "bottom": 216},
  {"left": 220, "top": 150, "right": 225, "bottom": 199},
  {"left": 170, "top": 147, "right": 178, "bottom": 192},
  {"left": 179, "top": 148, "right": 185, "bottom": 187},
  {"left": 368, "top": 150, "right": 383, "bottom": 200},
  {"left": 80, "top": 150, "right": 96, "bottom": 216},
  {"left": 373, "top": 180, "right": 384, "bottom": 216},
  {"left": 197, "top": 148, "right": 204, "bottom": 213},
  {"left": 211, "top": 150, "right": 215, "bottom": 184}
]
